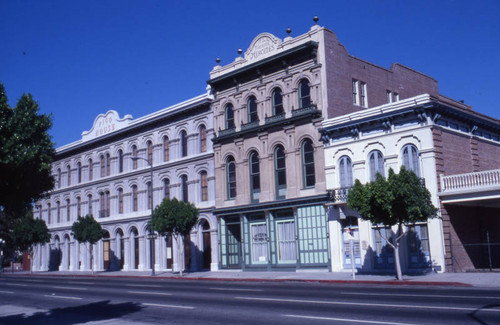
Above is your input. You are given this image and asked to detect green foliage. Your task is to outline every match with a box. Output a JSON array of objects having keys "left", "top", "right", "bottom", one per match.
[
  {"left": 13, "top": 210, "right": 50, "bottom": 253},
  {"left": 348, "top": 167, "right": 437, "bottom": 227},
  {"left": 71, "top": 215, "right": 104, "bottom": 245},
  {"left": 0, "top": 82, "right": 55, "bottom": 219},
  {"left": 152, "top": 198, "right": 199, "bottom": 237}
]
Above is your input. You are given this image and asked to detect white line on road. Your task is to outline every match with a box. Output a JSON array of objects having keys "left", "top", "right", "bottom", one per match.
[
  {"left": 65, "top": 281, "right": 95, "bottom": 285},
  {"left": 284, "top": 314, "right": 417, "bottom": 325},
  {"left": 235, "top": 297, "right": 500, "bottom": 313},
  {"left": 128, "top": 291, "right": 172, "bottom": 296},
  {"left": 143, "top": 303, "right": 194, "bottom": 309},
  {"left": 0, "top": 290, "right": 14, "bottom": 294},
  {"left": 5, "top": 283, "right": 28, "bottom": 287},
  {"left": 126, "top": 284, "right": 163, "bottom": 288},
  {"left": 44, "top": 294, "right": 82, "bottom": 300},
  {"left": 340, "top": 291, "right": 500, "bottom": 300},
  {"left": 210, "top": 287, "right": 263, "bottom": 292},
  {"left": 52, "top": 286, "right": 88, "bottom": 291}
]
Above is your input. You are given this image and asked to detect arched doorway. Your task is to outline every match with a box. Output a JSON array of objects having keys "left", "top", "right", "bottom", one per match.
[
  {"left": 201, "top": 220, "right": 211, "bottom": 269},
  {"left": 52, "top": 235, "right": 61, "bottom": 271},
  {"left": 130, "top": 227, "right": 139, "bottom": 269},
  {"left": 116, "top": 229, "right": 125, "bottom": 270},
  {"left": 64, "top": 234, "right": 71, "bottom": 270},
  {"left": 102, "top": 231, "right": 111, "bottom": 271},
  {"left": 341, "top": 216, "right": 361, "bottom": 269}
]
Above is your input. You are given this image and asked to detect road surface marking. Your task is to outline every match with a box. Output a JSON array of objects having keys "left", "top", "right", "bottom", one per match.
[
  {"left": 66, "top": 281, "right": 95, "bottom": 285},
  {"left": 0, "top": 290, "right": 14, "bottom": 294},
  {"left": 44, "top": 294, "right": 82, "bottom": 300},
  {"left": 143, "top": 303, "right": 194, "bottom": 309},
  {"left": 126, "top": 284, "right": 163, "bottom": 288},
  {"left": 5, "top": 283, "right": 28, "bottom": 287},
  {"left": 284, "top": 314, "right": 417, "bottom": 325},
  {"left": 128, "top": 291, "right": 172, "bottom": 296},
  {"left": 52, "top": 286, "right": 88, "bottom": 290},
  {"left": 340, "top": 291, "right": 500, "bottom": 300},
  {"left": 210, "top": 287, "right": 263, "bottom": 292},
  {"left": 235, "top": 297, "right": 500, "bottom": 313}
]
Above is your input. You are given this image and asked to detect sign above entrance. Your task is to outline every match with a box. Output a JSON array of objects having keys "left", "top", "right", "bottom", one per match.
[
  {"left": 244, "top": 33, "right": 282, "bottom": 63},
  {"left": 81, "top": 110, "right": 133, "bottom": 142}
]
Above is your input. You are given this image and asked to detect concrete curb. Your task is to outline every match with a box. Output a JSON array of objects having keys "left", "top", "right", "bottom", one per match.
[{"left": 0, "top": 272, "right": 472, "bottom": 287}]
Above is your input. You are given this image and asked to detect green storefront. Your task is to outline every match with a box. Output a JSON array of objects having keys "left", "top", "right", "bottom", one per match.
[{"left": 217, "top": 198, "right": 330, "bottom": 270}]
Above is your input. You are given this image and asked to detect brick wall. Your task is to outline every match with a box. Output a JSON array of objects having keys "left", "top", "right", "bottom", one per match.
[{"left": 323, "top": 29, "right": 438, "bottom": 119}]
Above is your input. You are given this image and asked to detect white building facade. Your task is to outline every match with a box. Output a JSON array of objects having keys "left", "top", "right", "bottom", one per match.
[{"left": 32, "top": 93, "right": 219, "bottom": 273}]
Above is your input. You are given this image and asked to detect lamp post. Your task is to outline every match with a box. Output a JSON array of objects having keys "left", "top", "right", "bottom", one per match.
[
  {"left": 131, "top": 156, "right": 156, "bottom": 276},
  {"left": 0, "top": 238, "right": 4, "bottom": 273}
]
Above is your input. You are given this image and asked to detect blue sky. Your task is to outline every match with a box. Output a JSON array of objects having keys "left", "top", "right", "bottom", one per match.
[{"left": 1, "top": 0, "right": 499, "bottom": 147}]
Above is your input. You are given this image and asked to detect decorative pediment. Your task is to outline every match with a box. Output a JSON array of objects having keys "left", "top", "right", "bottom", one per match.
[
  {"left": 244, "top": 33, "right": 282, "bottom": 63},
  {"left": 81, "top": 110, "right": 133, "bottom": 142}
]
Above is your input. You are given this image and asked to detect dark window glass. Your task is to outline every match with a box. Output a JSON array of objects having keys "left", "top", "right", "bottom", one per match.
[
  {"left": 100, "top": 155, "right": 105, "bottom": 177},
  {"left": 402, "top": 144, "right": 420, "bottom": 177},
  {"left": 181, "top": 175, "right": 188, "bottom": 203},
  {"left": 132, "top": 186, "right": 138, "bottom": 211},
  {"left": 147, "top": 141, "right": 153, "bottom": 164},
  {"left": 249, "top": 151, "right": 260, "bottom": 202},
  {"left": 67, "top": 165, "right": 71, "bottom": 186},
  {"left": 88, "top": 159, "right": 93, "bottom": 180},
  {"left": 274, "top": 145, "right": 287, "bottom": 199},
  {"left": 132, "top": 146, "right": 138, "bottom": 169},
  {"left": 163, "top": 137, "right": 169, "bottom": 162},
  {"left": 369, "top": 150, "right": 385, "bottom": 181},
  {"left": 201, "top": 171, "right": 208, "bottom": 201},
  {"left": 163, "top": 179, "right": 170, "bottom": 199},
  {"left": 77, "top": 162, "right": 82, "bottom": 183},
  {"left": 180, "top": 131, "right": 188, "bottom": 157},
  {"left": 118, "top": 188, "right": 123, "bottom": 214},
  {"left": 299, "top": 79, "right": 311, "bottom": 108},
  {"left": 225, "top": 104, "right": 235, "bottom": 129},
  {"left": 247, "top": 96, "right": 258, "bottom": 123},
  {"left": 66, "top": 199, "right": 70, "bottom": 221},
  {"left": 200, "top": 125, "right": 207, "bottom": 152},
  {"left": 118, "top": 150, "right": 123, "bottom": 173},
  {"left": 147, "top": 182, "right": 152, "bottom": 209},
  {"left": 272, "top": 88, "right": 283, "bottom": 115},
  {"left": 302, "top": 139, "right": 315, "bottom": 187},
  {"left": 226, "top": 156, "right": 236, "bottom": 199}
]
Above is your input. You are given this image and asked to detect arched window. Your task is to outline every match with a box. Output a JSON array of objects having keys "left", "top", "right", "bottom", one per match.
[
  {"left": 117, "top": 188, "right": 123, "bottom": 214},
  {"left": 247, "top": 96, "right": 258, "bottom": 123},
  {"left": 249, "top": 151, "right": 260, "bottom": 202},
  {"left": 76, "top": 197, "right": 81, "bottom": 217},
  {"left": 181, "top": 175, "right": 188, "bottom": 203},
  {"left": 88, "top": 159, "right": 93, "bottom": 181},
  {"left": 132, "top": 145, "right": 138, "bottom": 169},
  {"left": 272, "top": 88, "right": 284, "bottom": 115},
  {"left": 298, "top": 79, "right": 311, "bottom": 108},
  {"left": 163, "top": 178, "right": 170, "bottom": 199},
  {"left": 88, "top": 194, "right": 93, "bottom": 215},
  {"left": 57, "top": 168, "right": 61, "bottom": 188},
  {"left": 199, "top": 125, "right": 207, "bottom": 153},
  {"left": 66, "top": 165, "right": 71, "bottom": 186},
  {"left": 147, "top": 182, "right": 152, "bottom": 209},
  {"left": 274, "top": 145, "right": 287, "bottom": 199},
  {"left": 77, "top": 162, "right": 82, "bottom": 183},
  {"left": 56, "top": 201, "right": 61, "bottom": 223},
  {"left": 225, "top": 104, "right": 235, "bottom": 130},
  {"left": 47, "top": 203, "right": 51, "bottom": 224},
  {"left": 180, "top": 130, "right": 188, "bottom": 157},
  {"left": 369, "top": 150, "right": 385, "bottom": 181},
  {"left": 147, "top": 141, "right": 153, "bottom": 165},
  {"left": 118, "top": 150, "right": 123, "bottom": 173},
  {"left": 226, "top": 156, "right": 236, "bottom": 199},
  {"left": 200, "top": 171, "right": 208, "bottom": 201},
  {"left": 66, "top": 199, "right": 70, "bottom": 221},
  {"left": 100, "top": 192, "right": 105, "bottom": 218},
  {"left": 100, "top": 155, "right": 105, "bottom": 177},
  {"left": 301, "top": 139, "right": 315, "bottom": 188},
  {"left": 132, "top": 185, "right": 138, "bottom": 211},
  {"left": 106, "top": 153, "right": 111, "bottom": 176},
  {"left": 163, "top": 136, "right": 169, "bottom": 162},
  {"left": 402, "top": 144, "right": 420, "bottom": 177},
  {"left": 106, "top": 191, "right": 110, "bottom": 217},
  {"left": 339, "top": 156, "right": 353, "bottom": 188}
]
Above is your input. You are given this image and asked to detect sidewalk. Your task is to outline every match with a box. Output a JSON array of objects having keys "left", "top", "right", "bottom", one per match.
[{"left": 3, "top": 269, "right": 500, "bottom": 288}]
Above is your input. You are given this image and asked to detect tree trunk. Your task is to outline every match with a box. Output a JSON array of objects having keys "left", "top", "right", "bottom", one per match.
[
  {"left": 29, "top": 246, "right": 34, "bottom": 274},
  {"left": 393, "top": 224, "right": 405, "bottom": 281},
  {"left": 179, "top": 235, "right": 184, "bottom": 277},
  {"left": 90, "top": 243, "right": 94, "bottom": 275}
]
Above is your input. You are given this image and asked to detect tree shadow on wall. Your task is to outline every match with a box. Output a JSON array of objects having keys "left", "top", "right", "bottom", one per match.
[{"left": 0, "top": 300, "right": 143, "bottom": 325}]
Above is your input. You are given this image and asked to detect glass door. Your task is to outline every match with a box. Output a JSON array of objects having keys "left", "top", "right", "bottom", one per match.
[
  {"left": 276, "top": 220, "right": 296, "bottom": 263},
  {"left": 251, "top": 223, "right": 268, "bottom": 264}
]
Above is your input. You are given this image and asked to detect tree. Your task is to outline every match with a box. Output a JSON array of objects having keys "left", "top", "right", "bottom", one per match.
[
  {"left": 0, "top": 82, "right": 55, "bottom": 224},
  {"left": 151, "top": 198, "right": 199, "bottom": 276},
  {"left": 12, "top": 211, "right": 51, "bottom": 273},
  {"left": 347, "top": 167, "right": 438, "bottom": 280},
  {"left": 71, "top": 215, "right": 104, "bottom": 274}
]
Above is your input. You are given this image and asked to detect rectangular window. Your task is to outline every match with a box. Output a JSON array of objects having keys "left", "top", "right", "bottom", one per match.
[
  {"left": 352, "top": 79, "right": 359, "bottom": 105},
  {"left": 360, "top": 82, "right": 367, "bottom": 107}
]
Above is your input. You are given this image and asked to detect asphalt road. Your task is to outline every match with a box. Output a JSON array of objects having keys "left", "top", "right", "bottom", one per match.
[{"left": 0, "top": 275, "right": 499, "bottom": 325}]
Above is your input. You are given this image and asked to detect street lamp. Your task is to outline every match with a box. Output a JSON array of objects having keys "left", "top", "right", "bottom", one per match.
[{"left": 131, "top": 156, "right": 156, "bottom": 276}]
